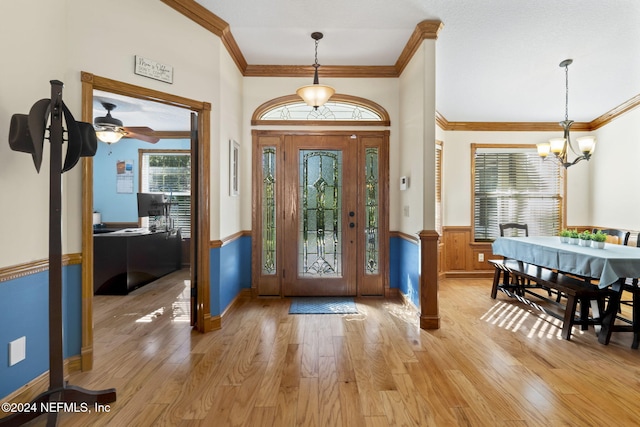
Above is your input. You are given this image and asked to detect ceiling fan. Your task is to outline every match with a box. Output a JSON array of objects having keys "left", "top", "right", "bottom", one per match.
[{"left": 93, "top": 102, "right": 160, "bottom": 144}]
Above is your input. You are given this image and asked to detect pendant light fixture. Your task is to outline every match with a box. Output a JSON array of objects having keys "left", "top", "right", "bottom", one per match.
[
  {"left": 296, "top": 32, "right": 335, "bottom": 109},
  {"left": 537, "top": 59, "right": 596, "bottom": 168}
]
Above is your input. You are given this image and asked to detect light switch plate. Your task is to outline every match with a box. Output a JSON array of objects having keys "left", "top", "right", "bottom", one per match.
[{"left": 9, "top": 336, "right": 26, "bottom": 366}]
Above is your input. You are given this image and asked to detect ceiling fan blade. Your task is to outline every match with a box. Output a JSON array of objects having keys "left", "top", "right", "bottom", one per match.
[{"left": 123, "top": 126, "right": 160, "bottom": 143}]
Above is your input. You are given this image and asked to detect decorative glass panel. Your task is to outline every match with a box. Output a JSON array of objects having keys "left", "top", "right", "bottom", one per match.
[
  {"left": 261, "top": 101, "right": 382, "bottom": 121},
  {"left": 364, "top": 148, "right": 379, "bottom": 274},
  {"left": 262, "top": 147, "right": 276, "bottom": 275},
  {"left": 299, "top": 150, "right": 342, "bottom": 277}
]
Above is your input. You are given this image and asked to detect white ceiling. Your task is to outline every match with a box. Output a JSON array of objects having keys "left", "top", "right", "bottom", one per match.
[
  {"left": 95, "top": 0, "right": 640, "bottom": 129},
  {"left": 200, "top": 0, "right": 640, "bottom": 123}
]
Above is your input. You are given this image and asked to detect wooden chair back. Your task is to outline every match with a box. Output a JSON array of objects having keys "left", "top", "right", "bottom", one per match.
[
  {"left": 592, "top": 228, "right": 630, "bottom": 245},
  {"left": 499, "top": 223, "right": 529, "bottom": 237}
]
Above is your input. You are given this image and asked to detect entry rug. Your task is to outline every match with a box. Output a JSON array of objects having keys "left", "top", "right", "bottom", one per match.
[{"left": 288, "top": 297, "right": 358, "bottom": 314}]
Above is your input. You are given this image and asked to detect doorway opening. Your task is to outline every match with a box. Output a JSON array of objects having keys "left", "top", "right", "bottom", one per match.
[{"left": 80, "top": 72, "right": 212, "bottom": 371}]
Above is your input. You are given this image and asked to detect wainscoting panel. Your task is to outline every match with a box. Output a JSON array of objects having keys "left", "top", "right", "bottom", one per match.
[
  {"left": 441, "top": 226, "right": 495, "bottom": 278},
  {"left": 390, "top": 233, "right": 421, "bottom": 307},
  {"left": 0, "top": 261, "right": 82, "bottom": 399},
  {"left": 209, "top": 233, "right": 252, "bottom": 317}
]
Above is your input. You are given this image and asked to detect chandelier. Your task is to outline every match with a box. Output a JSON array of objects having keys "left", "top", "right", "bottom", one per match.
[
  {"left": 296, "top": 32, "right": 335, "bottom": 109},
  {"left": 537, "top": 59, "right": 596, "bottom": 168}
]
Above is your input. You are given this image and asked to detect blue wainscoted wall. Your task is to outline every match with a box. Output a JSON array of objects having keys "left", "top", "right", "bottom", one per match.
[
  {"left": 209, "top": 235, "right": 252, "bottom": 316},
  {"left": 0, "top": 264, "right": 82, "bottom": 399},
  {"left": 390, "top": 235, "right": 420, "bottom": 308}
]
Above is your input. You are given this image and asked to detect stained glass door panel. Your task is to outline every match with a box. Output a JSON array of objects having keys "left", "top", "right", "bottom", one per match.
[{"left": 283, "top": 136, "right": 357, "bottom": 296}]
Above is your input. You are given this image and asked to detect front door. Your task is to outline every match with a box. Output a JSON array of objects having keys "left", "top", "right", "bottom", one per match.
[
  {"left": 283, "top": 135, "right": 357, "bottom": 296},
  {"left": 252, "top": 131, "right": 389, "bottom": 297}
]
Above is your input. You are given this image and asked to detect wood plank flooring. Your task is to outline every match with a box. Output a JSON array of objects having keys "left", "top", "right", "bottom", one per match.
[{"left": 21, "top": 270, "right": 640, "bottom": 425}]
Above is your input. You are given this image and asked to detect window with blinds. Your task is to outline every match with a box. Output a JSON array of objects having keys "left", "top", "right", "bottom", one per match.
[
  {"left": 140, "top": 150, "right": 191, "bottom": 237},
  {"left": 435, "top": 141, "right": 443, "bottom": 235},
  {"left": 473, "top": 145, "right": 563, "bottom": 241}
]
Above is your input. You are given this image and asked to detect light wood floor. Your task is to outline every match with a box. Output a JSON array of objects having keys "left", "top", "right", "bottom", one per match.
[{"left": 27, "top": 270, "right": 640, "bottom": 426}]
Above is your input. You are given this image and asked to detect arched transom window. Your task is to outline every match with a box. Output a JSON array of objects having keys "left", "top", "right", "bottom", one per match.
[{"left": 252, "top": 94, "right": 390, "bottom": 126}]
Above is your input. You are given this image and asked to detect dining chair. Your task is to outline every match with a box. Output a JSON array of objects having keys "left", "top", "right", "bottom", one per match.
[
  {"left": 620, "top": 232, "right": 640, "bottom": 348},
  {"left": 592, "top": 228, "right": 630, "bottom": 245},
  {"left": 499, "top": 223, "right": 528, "bottom": 237},
  {"left": 497, "top": 223, "right": 530, "bottom": 294}
]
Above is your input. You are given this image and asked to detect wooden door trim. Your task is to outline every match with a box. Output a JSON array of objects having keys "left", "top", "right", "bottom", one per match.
[{"left": 80, "top": 72, "right": 212, "bottom": 370}]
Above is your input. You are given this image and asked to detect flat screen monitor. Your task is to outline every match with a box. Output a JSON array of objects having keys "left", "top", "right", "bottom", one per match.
[{"left": 137, "top": 193, "right": 165, "bottom": 217}]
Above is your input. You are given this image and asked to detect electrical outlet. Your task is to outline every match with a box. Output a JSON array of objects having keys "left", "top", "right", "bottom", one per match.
[
  {"left": 478, "top": 253, "right": 484, "bottom": 262},
  {"left": 9, "top": 336, "right": 26, "bottom": 366},
  {"left": 403, "top": 205, "right": 410, "bottom": 217}
]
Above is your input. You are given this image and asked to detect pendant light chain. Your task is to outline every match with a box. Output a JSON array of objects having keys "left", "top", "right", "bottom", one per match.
[
  {"left": 314, "top": 38, "right": 320, "bottom": 68},
  {"left": 564, "top": 63, "right": 569, "bottom": 122}
]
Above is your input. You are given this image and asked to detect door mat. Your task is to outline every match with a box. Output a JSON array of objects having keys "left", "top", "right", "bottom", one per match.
[{"left": 288, "top": 297, "right": 358, "bottom": 314}]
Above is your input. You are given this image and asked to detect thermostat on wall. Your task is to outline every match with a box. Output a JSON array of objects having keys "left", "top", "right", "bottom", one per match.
[{"left": 400, "top": 176, "right": 409, "bottom": 191}]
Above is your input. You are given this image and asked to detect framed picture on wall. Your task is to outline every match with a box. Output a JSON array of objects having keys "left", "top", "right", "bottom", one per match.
[{"left": 230, "top": 139, "right": 239, "bottom": 196}]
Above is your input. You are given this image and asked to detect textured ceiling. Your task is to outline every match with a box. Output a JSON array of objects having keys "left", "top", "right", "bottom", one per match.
[{"left": 198, "top": 0, "right": 640, "bottom": 123}]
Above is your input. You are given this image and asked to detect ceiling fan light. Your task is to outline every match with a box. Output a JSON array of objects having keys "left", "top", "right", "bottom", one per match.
[
  {"left": 296, "top": 84, "right": 336, "bottom": 108},
  {"left": 95, "top": 128, "right": 125, "bottom": 144}
]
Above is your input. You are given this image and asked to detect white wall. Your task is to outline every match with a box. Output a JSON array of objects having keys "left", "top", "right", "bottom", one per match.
[
  {"left": 0, "top": 0, "right": 67, "bottom": 267},
  {"left": 0, "top": 0, "right": 243, "bottom": 268},
  {"left": 217, "top": 45, "right": 244, "bottom": 239},
  {"left": 397, "top": 41, "right": 437, "bottom": 235},
  {"left": 590, "top": 106, "right": 640, "bottom": 230},
  {"left": 441, "top": 130, "right": 592, "bottom": 228},
  {"left": 242, "top": 76, "right": 401, "bottom": 231}
]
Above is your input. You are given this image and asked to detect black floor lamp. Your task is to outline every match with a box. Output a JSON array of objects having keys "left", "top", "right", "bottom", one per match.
[{"left": 2, "top": 80, "right": 116, "bottom": 426}]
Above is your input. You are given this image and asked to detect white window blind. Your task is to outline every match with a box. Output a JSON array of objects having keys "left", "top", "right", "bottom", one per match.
[
  {"left": 473, "top": 147, "right": 563, "bottom": 241},
  {"left": 141, "top": 151, "right": 191, "bottom": 237}
]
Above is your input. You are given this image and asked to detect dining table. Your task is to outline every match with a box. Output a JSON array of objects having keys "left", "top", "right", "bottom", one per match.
[{"left": 492, "top": 236, "right": 640, "bottom": 345}]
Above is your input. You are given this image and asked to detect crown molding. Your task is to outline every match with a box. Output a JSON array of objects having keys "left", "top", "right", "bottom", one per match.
[
  {"left": 589, "top": 93, "right": 640, "bottom": 130},
  {"left": 437, "top": 119, "right": 592, "bottom": 132},
  {"left": 161, "top": 0, "right": 247, "bottom": 72},
  {"left": 436, "top": 93, "right": 640, "bottom": 132},
  {"left": 395, "top": 20, "right": 444, "bottom": 75},
  {"left": 162, "top": 0, "right": 440, "bottom": 78},
  {"left": 162, "top": 1, "right": 640, "bottom": 130},
  {"left": 244, "top": 64, "right": 398, "bottom": 78}
]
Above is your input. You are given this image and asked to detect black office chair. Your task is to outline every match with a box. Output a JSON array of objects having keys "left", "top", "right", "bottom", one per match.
[
  {"left": 592, "top": 228, "right": 630, "bottom": 245},
  {"left": 499, "top": 223, "right": 528, "bottom": 237}
]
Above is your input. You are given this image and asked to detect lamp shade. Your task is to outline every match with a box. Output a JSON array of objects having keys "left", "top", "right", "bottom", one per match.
[
  {"left": 576, "top": 136, "right": 596, "bottom": 155},
  {"left": 296, "top": 84, "right": 335, "bottom": 108},
  {"left": 95, "top": 129, "right": 124, "bottom": 144},
  {"left": 549, "top": 137, "right": 566, "bottom": 154},
  {"left": 536, "top": 142, "right": 551, "bottom": 158}
]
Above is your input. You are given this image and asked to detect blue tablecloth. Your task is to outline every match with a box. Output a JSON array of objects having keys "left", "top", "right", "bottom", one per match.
[{"left": 492, "top": 236, "right": 640, "bottom": 288}]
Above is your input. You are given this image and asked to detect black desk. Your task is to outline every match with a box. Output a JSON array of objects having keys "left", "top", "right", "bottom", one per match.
[{"left": 94, "top": 229, "right": 182, "bottom": 295}]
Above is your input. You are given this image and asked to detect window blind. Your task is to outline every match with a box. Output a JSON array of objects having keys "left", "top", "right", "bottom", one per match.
[
  {"left": 473, "top": 148, "right": 563, "bottom": 241},
  {"left": 435, "top": 141, "right": 443, "bottom": 235},
  {"left": 141, "top": 151, "right": 191, "bottom": 237}
]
